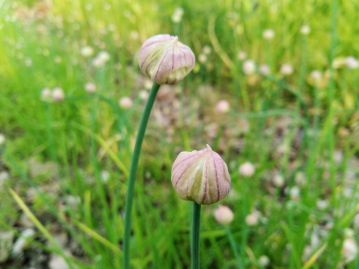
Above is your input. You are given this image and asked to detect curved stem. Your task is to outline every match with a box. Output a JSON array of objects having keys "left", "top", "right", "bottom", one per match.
[
  {"left": 191, "top": 202, "right": 201, "bottom": 269},
  {"left": 123, "top": 82, "right": 160, "bottom": 269}
]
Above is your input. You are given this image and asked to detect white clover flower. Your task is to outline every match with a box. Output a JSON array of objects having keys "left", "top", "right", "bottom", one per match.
[
  {"left": 214, "top": 205, "right": 234, "bottom": 225},
  {"left": 346, "top": 56, "right": 359, "bottom": 69},
  {"left": 203, "top": 45, "right": 212, "bottom": 55},
  {"left": 215, "top": 100, "right": 230, "bottom": 113},
  {"left": 280, "top": 64, "right": 293, "bottom": 76},
  {"left": 259, "top": 64, "right": 270, "bottom": 75},
  {"left": 198, "top": 53, "right": 207, "bottom": 64},
  {"left": 239, "top": 162, "right": 255, "bottom": 177},
  {"left": 243, "top": 60, "right": 256, "bottom": 75},
  {"left": 85, "top": 82, "right": 96, "bottom": 93},
  {"left": 52, "top": 87, "right": 65, "bottom": 102},
  {"left": 273, "top": 173, "right": 284, "bottom": 187},
  {"left": 263, "top": 29, "right": 275, "bottom": 40},
  {"left": 342, "top": 238, "right": 358, "bottom": 263},
  {"left": 258, "top": 255, "right": 270, "bottom": 267},
  {"left": 300, "top": 25, "right": 311, "bottom": 35},
  {"left": 245, "top": 209, "right": 261, "bottom": 226},
  {"left": 119, "top": 96, "right": 133, "bottom": 109},
  {"left": 80, "top": 46, "right": 94, "bottom": 57},
  {"left": 171, "top": 7, "right": 184, "bottom": 23},
  {"left": 237, "top": 51, "right": 247, "bottom": 61},
  {"left": 0, "top": 133, "right": 6, "bottom": 145},
  {"left": 93, "top": 51, "right": 110, "bottom": 67}
]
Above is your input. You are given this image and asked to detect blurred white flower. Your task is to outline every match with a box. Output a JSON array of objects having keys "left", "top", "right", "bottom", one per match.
[
  {"left": 0, "top": 171, "right": 9, "bottom": 187},
  {"left": 203, "top": 45, "right": 212, "bottom": 55},
  {"left": 259, "top": 64, "right": 270, "bottom": 75},
  {"left": 80, "top": 46, "right": 94, "bottom": 57},
  {"left": 41, "top": 88, "right": 52, "bottom": 102},
  {"left": 289, "top": 186, "right": 300, "bottom": 201},
  {"left": 101, "top": 170, "right": 110, "bottom": 183},
  {"left": 239, "top": 162, "right": 255, "bottom": 177},
  {"left": 295, "top": 172, "right": 306, "bottom": 186},
  {"left": 144, "top": 79, "right": 153, "bottom": 90},
  {"left": 130, "top": 31, "right": 139, "bottom": 40},
  {"left": 172, "top": 7, "right": 184, "bottom": 23},
  {"left": 300, "top": 25, "right": 311, "bottom": 35},
  {"left": 93, "top": 51, "right": 110, "bottom": 67},
  {"left": 263, "top": 29, "right": 275, "bottom": 40},
  {"left": 316, "top": 199, "right": 328, "bottom": 210},
  {"left": 214, "top": 205, "right": 234, "bottom": 225},
  {"left": 24, "top": 58, "right": 32, "bottom": 67},
  {"left": 245, "top": 209, "right": 261, "bottom": 226},
  {"left": 198, "top": 53, "right": 207, "bottom": 64},
  {"left": 85, "top": 82, "right": 96, "bottom": 93},
  {"left": 258, "top": 255, "right": 270, "bottom": 267},
  {"left": 237, "top": 51, "right": 247, "bottom": 61},
  {"left": 215, "top": 100, "right": 230, "bottom": 114},
  {"left": 139, "top": 90, "right": 149, "bottom": 100},
  {"left": 0, "top": 133, "right": 5, "bottom": 145},
  {"left": 119, "top": 96, "right": 133, "bottom": 109},
  {"left": 273, "top": 173, "right": 284, "bottom": 187},
  {"left": 342, "top": 238, "right": 358, "bottom": 263},
  {"left": 52, "top": 87, "right": 65, "bottom": 102},
  {"left": 243, "top": 60, "right": 256, "bottom": 75},
  {"left": 280, "top": 64, "right": 293, "bottom": 76},
  {"left": 310, "top": 70, "right": 322, "bottom": 81},
  {"left": 345, "top": 56, "right": 359, "bottom": 69},
  {"left": 354, "top": 213, "right": 359, "bottom": 230}
]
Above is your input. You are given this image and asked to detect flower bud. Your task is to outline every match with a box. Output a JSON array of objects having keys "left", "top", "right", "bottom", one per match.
[
  {"left": 171, "top": 145, "right": 231, "bottom": 205},
  {"left": 214, "top": 205, "right": 234, "bottom": 225},
  {"left": 138, "top": 34, "right": 195, "bottom": 85}
]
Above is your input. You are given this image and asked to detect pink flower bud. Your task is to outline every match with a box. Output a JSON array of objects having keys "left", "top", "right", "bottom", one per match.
[
  {"left": 138, "top": 34, "right": 195, "bottom": 85},
  {"left": 214, "top": 205, "right": 234, "bottom": 225},
  {"left": 171, "top": 145, "right": 231, "bottom": 205}
]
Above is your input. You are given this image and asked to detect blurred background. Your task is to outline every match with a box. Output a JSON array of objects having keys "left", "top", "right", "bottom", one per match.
[{"left": 0, "top": 0, "right": 358, "bottom": 268}]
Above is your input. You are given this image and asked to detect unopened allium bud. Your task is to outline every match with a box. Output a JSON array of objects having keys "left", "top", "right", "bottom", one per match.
[
  {"left": 171, "top": 145, "right": 231, "bottom": 204},
  {"left": 214, "top": 205, "right": 234, "bottom": 225},
  {"left": 138, "top": 34, "right": 195, "bottom": 85}
]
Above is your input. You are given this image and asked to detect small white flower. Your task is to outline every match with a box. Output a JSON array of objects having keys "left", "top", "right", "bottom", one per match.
[
  {"left": 214, "top": 205, "right": 234, "bottom": 225},
  {"left": 198, "top": 53, "right": 207, "bottom": 64},
  {"left": 273, "top": 173, "right": 284, "bottom": 187},
  {"left": 280, "top": 64, "right": 293, "bottom": 76},
  {"left": 215, "top": 100, "right": 230, "bottom": 113},
  {"left": 80, "top": 46, "right": 94, "bottom": 57},
  {"left": 346, "top": 56, "right": 359, "bottom": 69},
  {"left": 52, "top": 87, "right": 65, "bottom": 102},
  {"left": 237, "top": 51, "right": 247, "bottom": 61},
  {"left": 289, "top": 186, "right": 300, "bottom": 201},
  {"left": 139, "top": 90, "right": 149, "bottom": 100},
  {"left": 101, "top": 170, "right": 110, "bottom": 183},
  {"left": 41, "top": 88, "right": 52, "bottom": 102},
  {"left": 245, "top": 209, "right": 261, "bottom": 226},
  {"left": 243, "top": 60, "right": 256, "bottom": 75},
  {"left": 144, "top": 79, "right": 153, "bottom": 90},
  {"left": 316, "top": 199, "right": 328, "bottom": 210},
  {"left": 0, "top": 171, "right": 9, "bottom": 187},
  {"left": 300, "top": 25, "right": 311, "bottom": 35},
  {"left": 85, "top": 82, "right": 96, "bottom": 93},
  {"left": 342, "top": 238, "right": 358, "bottom": 263},
  {"left": 263, "top": 29, "right": 275, "bottom": 40},
  {"left": 92, "top": 51, "right": 110, "bottom": 67},
  {"left": 171, "top": 7, "right": 184, "bottom": 23},
  {"left": 0, "top": 133, "right": 6, "bottom": 145},
  {"left": 258, "top": 255, "right": 270, "bottom": 267},
  {"left": 310, "top": 70, "right": 322, "bottom": 81},
  {"left": 119, "top": 96, "right": 133, "bottom": 109},
  {"left": 259, "top": 64, "right": 270, "bottom": 75},
  {"left": 203, "top": 46, "right": 211, "bottom": 55},
  {"left": 239, "top": 162, "right": 255, "bottom": 177}
]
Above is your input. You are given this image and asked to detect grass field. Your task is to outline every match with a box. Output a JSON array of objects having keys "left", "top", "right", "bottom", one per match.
[{"left": 0, "top": 0, "right": 358, "bottom": 268}]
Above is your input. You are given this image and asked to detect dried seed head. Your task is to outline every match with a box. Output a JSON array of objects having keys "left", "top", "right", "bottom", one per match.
[
  {"left": 171, "top": 145, "right": 231, "bottom": 205},
  {"left": 138, "top": 34, "right": 195, "bottom": 85}
]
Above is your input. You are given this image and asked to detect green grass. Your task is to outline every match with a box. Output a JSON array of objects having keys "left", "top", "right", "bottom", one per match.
[{"left": 0, "top": 0, "right": 358, "bottom": 268}]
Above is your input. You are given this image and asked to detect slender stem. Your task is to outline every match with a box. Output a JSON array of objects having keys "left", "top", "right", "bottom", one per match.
[
  {"left": 191, "top": 202, "right": 201, "bottom": 269},
  {"left": 123, "top": 82, "right": 161, "bottom": 269},
  {"left": 225, "top": 226, "right": 243, "bottom": 269}
]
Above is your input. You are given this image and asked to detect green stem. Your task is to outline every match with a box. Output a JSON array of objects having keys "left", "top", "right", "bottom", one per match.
[
  {"left": 225, "top": 226, "right": 243, "bottom": 269},
  {"left": 191, "top": 202, "right": 201, "bottom": 269},
  {"left": 123, "top": 82, "right": 161, "bottom": 269}
]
